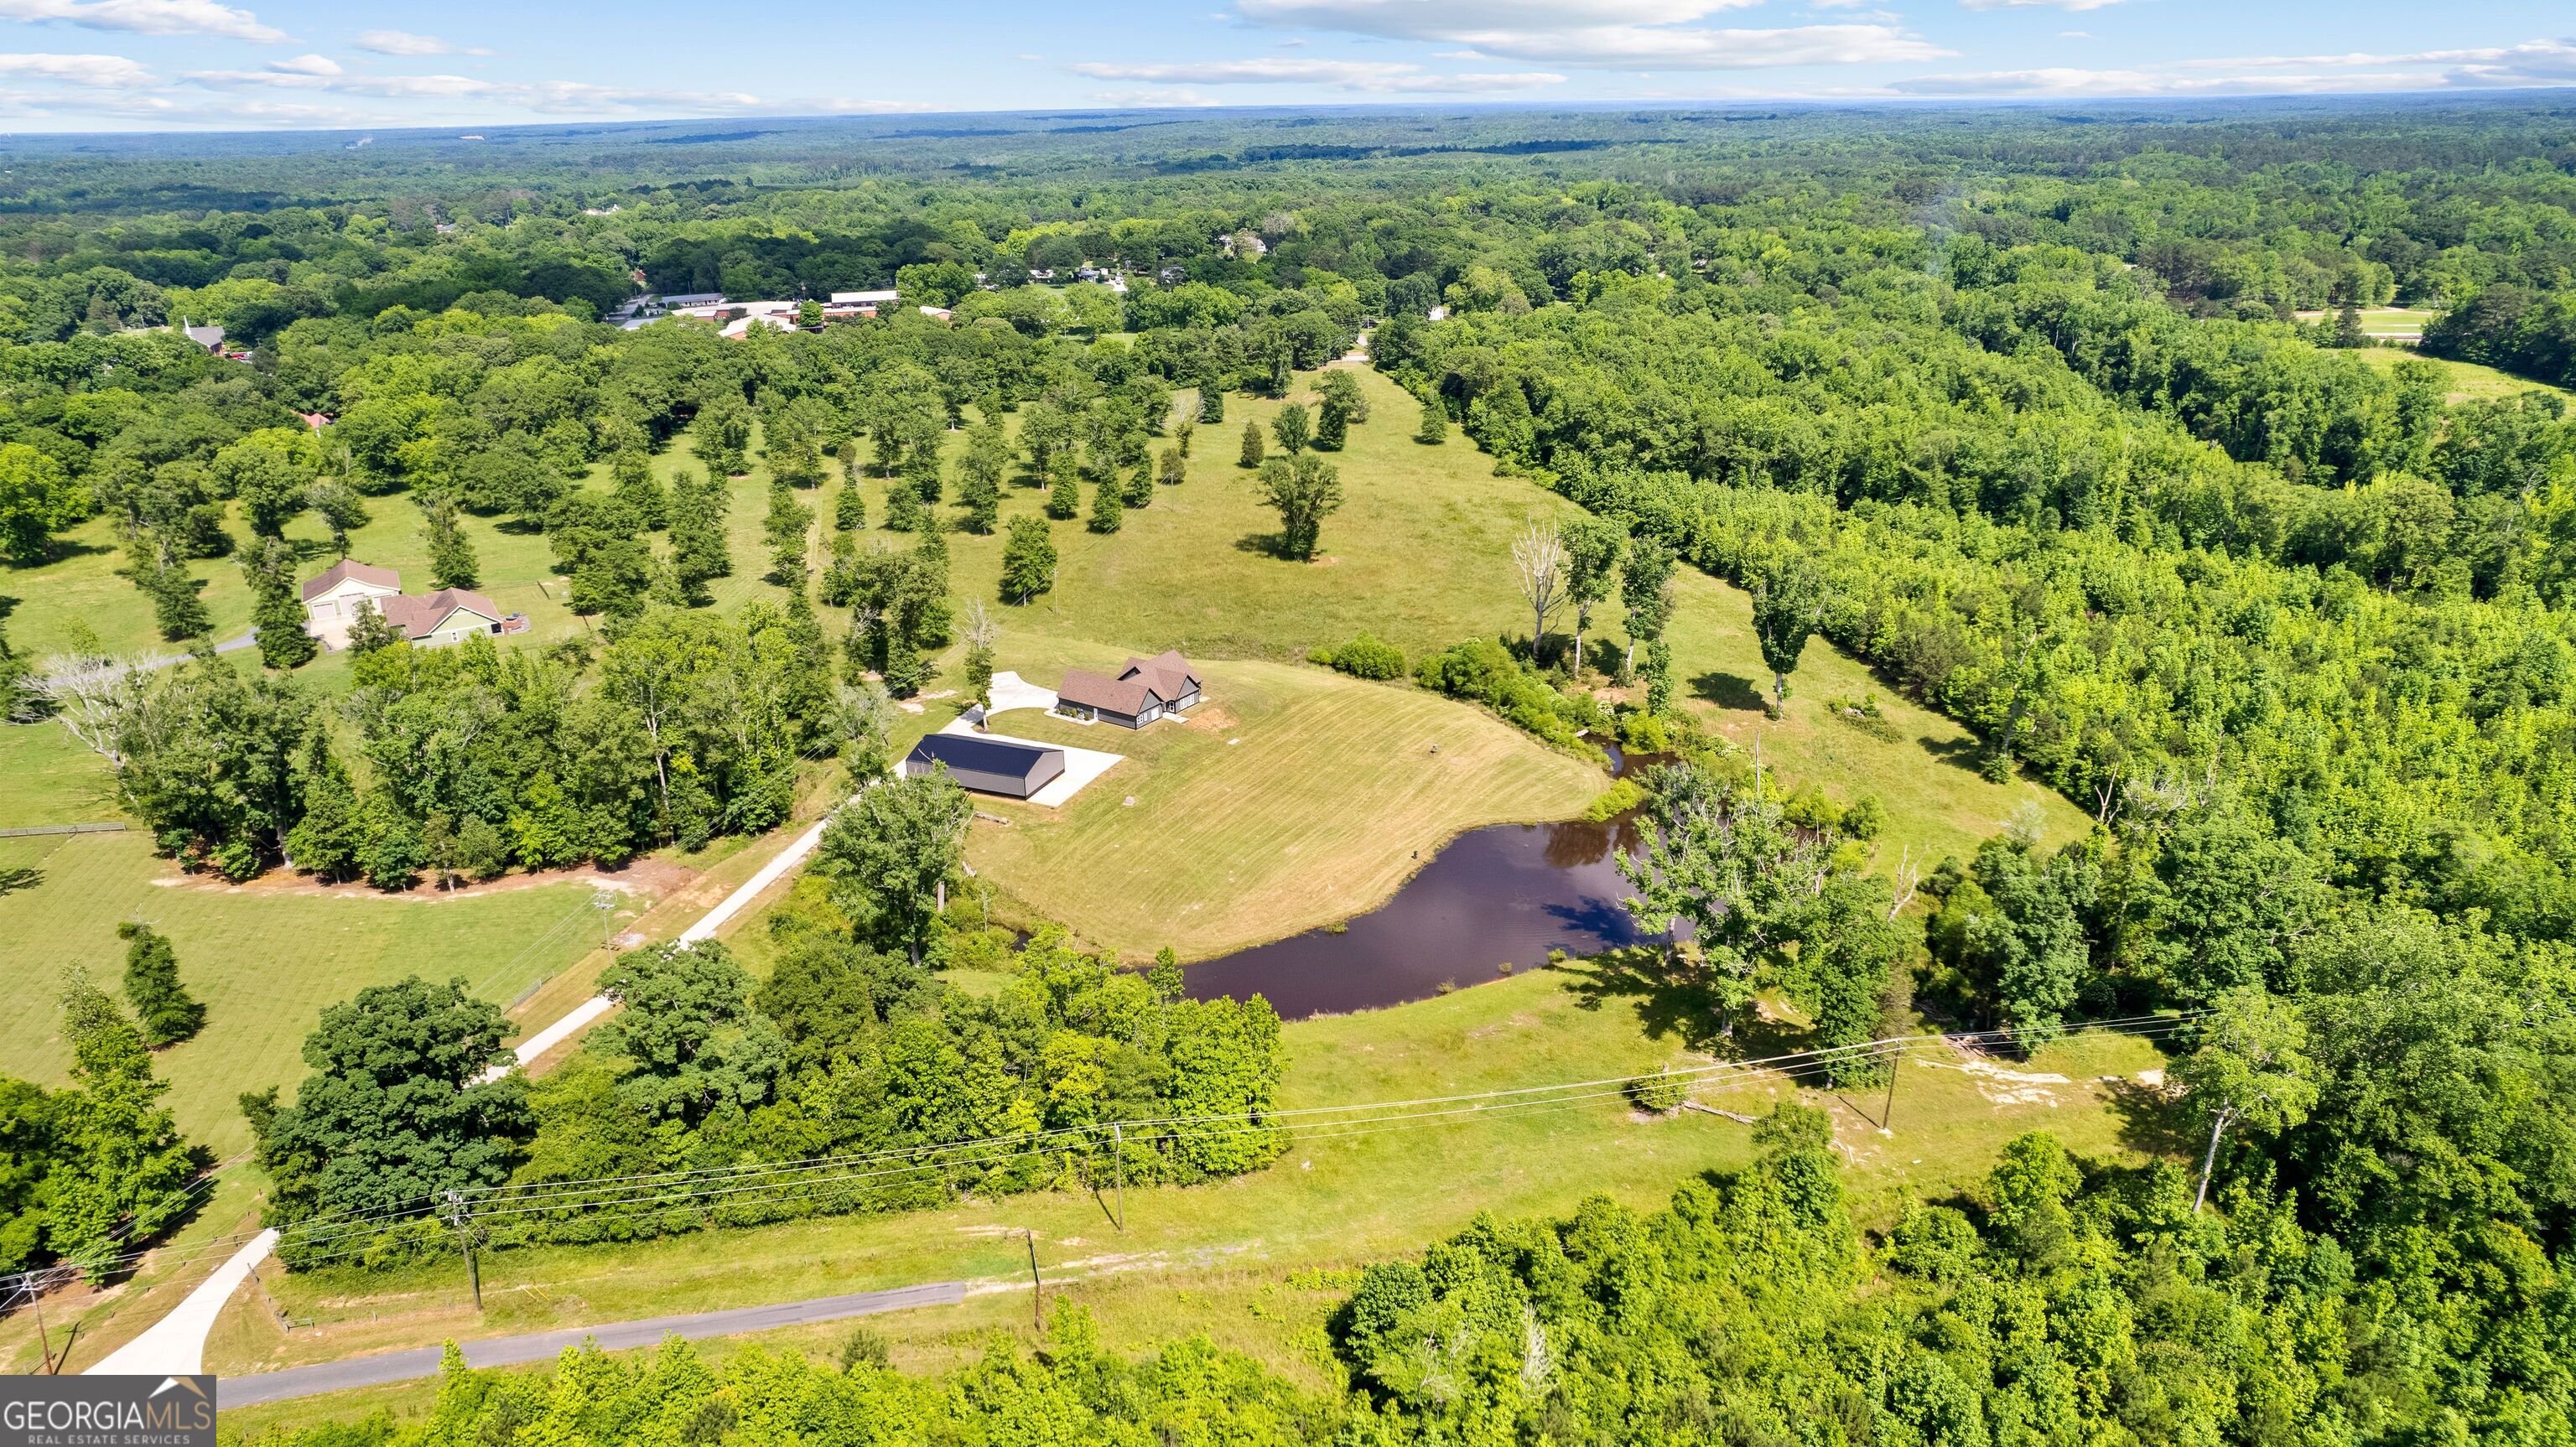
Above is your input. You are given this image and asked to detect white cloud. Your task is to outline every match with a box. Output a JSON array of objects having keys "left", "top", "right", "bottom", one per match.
[
  {"left": 1888, "top": 36, "right": 2576, "bottom": 96},
  {"left": 351, "top": 29, "right": 489, "bottom": 57},
  {"left": 266, "top": 52, "right": 337, "bottom": 75},
  {"left": 183, "top": 65, "right": 770, "bottom": 115},
  {"left": 1236, "top": 0, "right": 1946, "bottom": 69},
  {"left": 1957, "top": 0, "right": 2127, "bottom": 10},
  {"left": 0, "top": 0, "right": 282, "bottom": 42},
  {"left": 0, "top": 49, "right": 150, "bottom": 86},
  {"left": 1087, "top": 86, "right": 1224, "bottom": 106},
  {"left": 1068, "top": 55, "right": 1562, "bottom": 91}
]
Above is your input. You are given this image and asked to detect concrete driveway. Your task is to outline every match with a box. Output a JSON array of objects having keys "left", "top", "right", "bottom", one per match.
[{"left": 985, "top": 670, "right": 1057, "bottom": 716}]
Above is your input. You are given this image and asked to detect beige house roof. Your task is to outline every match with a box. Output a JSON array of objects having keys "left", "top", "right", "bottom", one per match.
[
  {"left": 301, "top": 559, "right": 401, "bottom": 602},
  {"left": 379, "top": 588, "right": 501, "bottom": 640}
]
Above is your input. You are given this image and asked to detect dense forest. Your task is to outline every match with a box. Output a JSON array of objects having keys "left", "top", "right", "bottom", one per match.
[{"left": 0, "top": 98, "right": 2572, "bottom": 1442}]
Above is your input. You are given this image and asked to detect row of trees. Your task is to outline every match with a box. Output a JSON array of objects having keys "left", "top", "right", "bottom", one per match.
[{"left": 250, "top": 769, "right": 1287, "bottom": 1266}]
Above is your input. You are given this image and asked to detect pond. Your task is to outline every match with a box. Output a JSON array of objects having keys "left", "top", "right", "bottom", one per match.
[{"left": 1183, "top": 744, "right": 1674, "bottom": 1018}]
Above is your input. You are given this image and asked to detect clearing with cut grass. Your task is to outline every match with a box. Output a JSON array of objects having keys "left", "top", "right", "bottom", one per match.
[{"left": 959, "top": 654, "right": 1603, "bottom": 960}]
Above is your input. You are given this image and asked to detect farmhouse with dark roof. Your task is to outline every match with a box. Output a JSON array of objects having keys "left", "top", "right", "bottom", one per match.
[{"left": 1056, "top": 651, "right": 1203, "bottom": 729}]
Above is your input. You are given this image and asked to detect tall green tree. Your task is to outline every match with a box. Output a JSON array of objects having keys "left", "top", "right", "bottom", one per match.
[
  {"left": 252, "top": 976, "right": 531, "bottom": 1232},
  {"left": 1561, "top": 516, "right": 1624, "bottom": 677},
  {"left": 1749, "top": 551, "right": 1825, "bottom": 718},
  {"left": 48, "top": 967, "right": 198, "bottom": 1276},
  {"left": 240, "top": 536, "right": 319, "bottom": 670},
  {"left": 1000, "top": 515, "right": 1057, "bottom": 602},
  {"left": 595, "top": 941, "right": 787, "bottom": 1126},
  {"left": 813, "top": 769, "right": 974, "bottom": 963},
  {"left": 2172, "top": 987, "right": 2317, "bottom": 1211},
  {"left": 117, "top": 921, "right": 204, "bottom": 1047},
  {"left": 1255, "top": 454, "right": 1343, "bottom": 560},
  {"left": 418, "top": 493, "right": 480, "bottom": 590},
  {"left": 0, "top": 440, "right": 89, "bottom": 563}
]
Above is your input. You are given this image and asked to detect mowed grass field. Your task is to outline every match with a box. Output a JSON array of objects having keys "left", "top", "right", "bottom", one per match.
[
  {"left": 0, "top": 829, "right": 632, "bottom": 1158},
  {"left": 962, "top": 655, "right": 1604, "bottom": 959},
  {"left": 0, "top": 425, "right": 801, "bottom": 663},
  {"left": 2352, "top": 343, "right": 2572, "bottom": 403},
  {"left": 205, "top": 962, "right": 2174, "bottom": 1435}
]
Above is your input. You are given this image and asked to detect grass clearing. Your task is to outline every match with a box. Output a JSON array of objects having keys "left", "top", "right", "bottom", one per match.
[
  {"left": 1660, "top": 569, "right": 2092, "bottom": 865},
  {"left": 2350, "top": 344, "right": 2571, "bottom": 403},
  {"left": 962, "top": 655, "right": 1602, "bottom": 960},
  {"left": 0, "top": 830, "right": 645, "bottom": 1158},
  {"left": 203, "top": 962, "right": 2176, "bottom": 1437}
]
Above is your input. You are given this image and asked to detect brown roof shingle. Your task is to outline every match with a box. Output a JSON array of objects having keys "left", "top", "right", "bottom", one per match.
[
  {"left": 300, "top": 558, "right": 401, "bottom": 602},
  {"left": 378, "top": 588, "right": 501, "bottom": 640},
  {"left": 1057, "top": 667, "right": 1154, "bottom": 717}
]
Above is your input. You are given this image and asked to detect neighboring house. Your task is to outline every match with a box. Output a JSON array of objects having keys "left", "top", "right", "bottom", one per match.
[
  {"left": 181, "top": 321, "right": 226, "bottom": 351},
  {"left": 381, "top": 588, "right": 507, "bottom": 647},
  {"left": 903, "top": 734, "right": 1065, "bottom": 800},
  {"left": 299, "top": 559, "right": 401, "bottom": 650},
  {"left": 1056, "top": 651, "right": 1203, "bottom": 729},
  {"left": 299, "top": 562, "right": 507, "bottom": 651}
]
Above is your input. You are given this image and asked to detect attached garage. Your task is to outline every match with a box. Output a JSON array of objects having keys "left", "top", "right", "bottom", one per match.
[{"left": 903, "top": 733, "right": 1067, "bottom": 800}]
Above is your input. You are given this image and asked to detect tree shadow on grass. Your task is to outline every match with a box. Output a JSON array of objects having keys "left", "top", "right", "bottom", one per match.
[
  {"left": 1555, "top": 946, "right": 1809, "bottom": 1061},
  {"left": 1919, "top": 734, "right": 1992, "bottom": 777},
  {"left": 0, "top": 864, "right": 40, "bottom": 899},
  {"left": 2103, "top": 1076, "right": 2198, "bottom": 1159},
  {"left": 1689, "top": 670, "right": 1766, "bottom": 713},
  {"left": 1233, "top": 532, "right": 1299, "bottom": 561}
]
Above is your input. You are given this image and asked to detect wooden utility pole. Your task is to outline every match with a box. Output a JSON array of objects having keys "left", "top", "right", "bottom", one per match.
[
  {"left": 1882, "top": 1041, "right": 1904, "bottom": 1132},
  {"left": 1111, "top": 1123, "right": 1126, "bottom": 1232},
  {"left": 443, "top": 1190, "right": 482, "bottom": 1312},
  {"left": 1024, "top": 1231, "right": 1043, "bottom": 1331},
  {"left": 32, "top": 1289, "right": 56, "bottom": 1374}
]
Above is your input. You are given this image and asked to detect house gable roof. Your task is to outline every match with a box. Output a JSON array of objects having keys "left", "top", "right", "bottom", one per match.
[
  {"left": 301, "top": 559, "right": 401, "bottom": 602},
  {"left": 1119, "top": 650, "right": 1200, "bottom": 700},
  {"left": 1058, "top": 666, "right": 1157, "bottom": 718},
  {"left": 378, "top": 587, "right": 501, "bottom": 640}
]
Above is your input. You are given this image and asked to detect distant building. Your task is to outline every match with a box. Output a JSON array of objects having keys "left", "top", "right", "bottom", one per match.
[
  {"left": 903, "top": 734, "right": 1066, "bottom": 800},
  {"left": 659, "top": 292, "right": 726, "bottom": 308},
  {"left": 829, "top": 289, "right": 901, "bottom": 306},
  {"left": 300, "top": 561, "right": 511, "bottom": 651},
  {"left": 1057, "top": 651, "right": 1202, "bottom": 729},
  {"left": 181, "top": 321, "right": 225, "bottom": 351}
]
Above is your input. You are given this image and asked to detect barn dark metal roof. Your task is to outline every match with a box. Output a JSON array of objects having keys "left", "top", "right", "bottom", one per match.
[{"left": 906, "top": 732, "right": 1062, "bottom": 780}]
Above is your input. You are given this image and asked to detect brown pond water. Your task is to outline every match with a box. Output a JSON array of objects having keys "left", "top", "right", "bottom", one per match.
[{"left": 1183, "top": 744, "right": 1674, "bottom": 1018}]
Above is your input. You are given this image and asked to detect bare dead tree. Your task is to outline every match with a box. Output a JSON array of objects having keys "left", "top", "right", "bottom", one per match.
[
  {"left": 32, "top": 651, "right": 143, "bottom": 768},
  {"left": 1888, "top": 843, "right": 1921, "bottom": 921},
  {"left": 1511, "top": 513, "right": 1567, "bottom": 661},
  {"left": 963, "top": 598, "right": 1000, "bottom": 653}
]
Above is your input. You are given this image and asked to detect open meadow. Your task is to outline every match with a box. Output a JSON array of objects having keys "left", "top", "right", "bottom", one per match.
[{"left": 960, "top": 655, "right": 1604, "bottom": 959}]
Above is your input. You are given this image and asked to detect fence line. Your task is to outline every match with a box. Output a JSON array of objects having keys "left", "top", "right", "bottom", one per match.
[{"left": 0, "top": 822, "right": 127, "bottom": 838}]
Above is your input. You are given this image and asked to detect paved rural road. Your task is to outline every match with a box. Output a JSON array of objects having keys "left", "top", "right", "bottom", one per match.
[
  {"left": 40, "top": 630, "right": 258, "bottom": 687},
  {"left": 216, "top": 1281, "right": 966, "bottom": 1408}
]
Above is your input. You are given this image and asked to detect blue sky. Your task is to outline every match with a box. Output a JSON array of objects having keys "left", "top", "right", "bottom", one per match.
[{"left": 0, "top": 0, "right": 2569, "bottom": 131}]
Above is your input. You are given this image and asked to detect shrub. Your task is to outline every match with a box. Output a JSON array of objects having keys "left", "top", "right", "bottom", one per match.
[
  {"left": 1618, "top": 709, "right": 1671, "bottom": 753},
  {"left": 1841, "top": 795, "right": 1886, "bottom": 839},
  {"left": 1322, "top": 632, "right": 1406, "bottom": 680},
  {"left": 1628, "top": 1071, "right": 1688, "bottom": 1112},
  {"left": 1580, "top": 778, "right": 1647, "bottom": 822}
]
